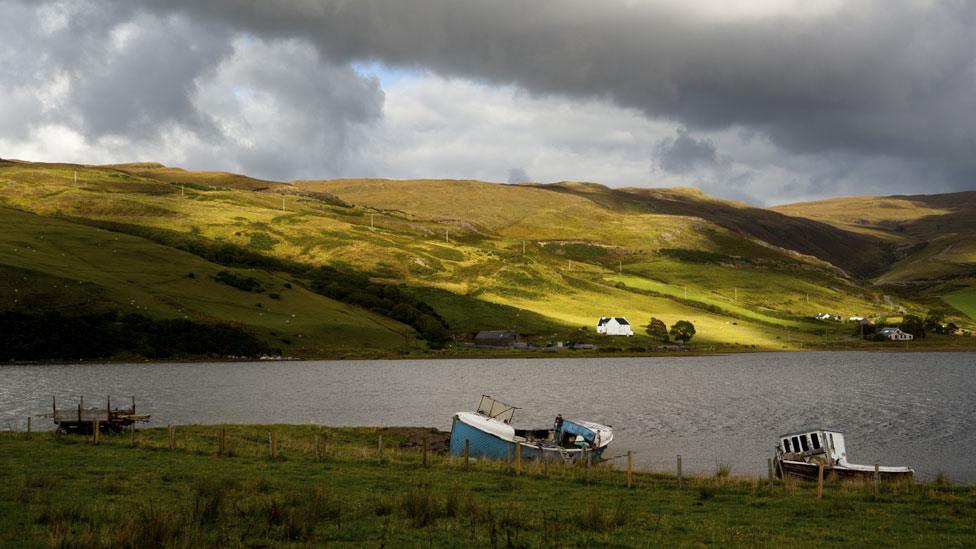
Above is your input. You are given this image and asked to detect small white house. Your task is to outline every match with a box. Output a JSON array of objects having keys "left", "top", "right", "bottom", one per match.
[
  {"left": 879, "top": 327, "right": 913, "bottom": 341},
  {"left": 596, "top": 317, "right": 634, "bottom": 336}
]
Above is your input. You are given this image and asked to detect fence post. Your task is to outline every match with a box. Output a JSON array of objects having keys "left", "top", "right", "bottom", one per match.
[
  {"left": 314, "top": 434, "right": 321, "bottom": 462},
  {"left": 268, "top": 431, "right": 276, "bottom": 461},
  {"left": 423, "top": 436, "right": 429, "bottom": 468},
  {"left": 464, "top": 439, "right": 470, "bottom": 470},
  {"left": 515, "top": 442, "right": 522, "bottom": 476},
  {"left": 586, "top": 450, "right": 593, "bottom": 484},
  {"left": 26, "top": 416, "right": 31, "bottom": 440},
  {"left": 627, "top": 450, "right": 633, "bottom": 489},
  {"left": 767, "top": 458, "right": 774, "bottom": 490},
  {"left": 378, "top": 435, "right": 384, "bottom": 465},
  {"left": 677, "top": 455, "right": 683, "bottom": 489},
  {"left": 168, "top": 425, "right": 174, "bottom": 451},
  {"left": 817, "top": 464, "right": 824, "bottom": 499},
  {"left": 874, "top": 464, "right": 880, "bottom": 497},
  {"left": 93, "top": 419, "right": 100, "bottom": 445}
]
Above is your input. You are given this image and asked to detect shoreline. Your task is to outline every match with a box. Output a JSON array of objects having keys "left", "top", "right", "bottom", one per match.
[{"left": 4, "top": 344, "right": 976, "bottom": 366}]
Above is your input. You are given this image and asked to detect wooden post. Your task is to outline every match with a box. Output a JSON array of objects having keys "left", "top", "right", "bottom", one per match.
[
  {"left": 218, "top": 429, "right": 225, "bottom": 457},
  {"left": 378, "top": 435, "right": 384, "bottom": 464},
  {"left": 26, "top": 416, "right": 31, "bottom": 439},
  {"left": 767, "top": 458, "right": 774, "bottom": 490},
  {"left": 586, "top": 450, "right": 592, "bottom": 485},
  {"left": 93, "top": 418, "right": 100, "bottom": 445},
  {"left": 422, "top": 436, "right": 429, "bottom": 468},
  {"left": 874, "top": 464, "right": 880, "bottom": 497},
  {"left": 464, "top": 439, "right": 470, "bottom": 470},
  {"left": 314, "top": 434, "right": 321, "bottom": 462},
  {"left": 627, "top": 450, "right": 633, "bottom": 489},
  {"left": 677, "top": 455, "right": 683, "bottom": 489},
  {"left": 817, "top": 464, "right": 824, "bottom": 499},
  {"left": 268, "top": 432, "right": 276, "bottom": 461},
  {"left": 168, "top": 424, "right": 174, "bottom": 451},
  {"left": 515, "top": 442, "right": 522, "bottom": 476}
]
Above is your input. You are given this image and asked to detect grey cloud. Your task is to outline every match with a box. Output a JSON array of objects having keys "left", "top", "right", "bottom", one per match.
[
  {"left": 130, "top": 0, "right": 976, "bottom": 192},
  {"left": 655, "top": 129, "right": 717, "bottom": 174},
  {"left": 0, "top": 0, "right": 384, "bottom": 180},
  {"left": 506, "top": 167, "right": 530, "bottom": 184}
]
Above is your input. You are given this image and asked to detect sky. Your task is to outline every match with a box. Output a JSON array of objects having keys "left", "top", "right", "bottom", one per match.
[{"left": 1, "top": 1, "right": 974, "bottom": 205}]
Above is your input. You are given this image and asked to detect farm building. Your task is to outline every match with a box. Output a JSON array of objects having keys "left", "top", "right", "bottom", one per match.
[
  {"left": 596, "top": 317, "right": 634, "bottom": 336},
  {"left": 473, "top": 330, "right": 521, "bottom": 347},
  {"left": 879, "top": 327, "right": 914, "bottom": 341}
]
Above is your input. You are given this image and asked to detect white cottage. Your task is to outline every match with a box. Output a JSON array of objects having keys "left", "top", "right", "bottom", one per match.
[
  {"left": 596, "top": 317, "right": 634, "bottom": 336},
  {"left": 879, "top": 327, "right": 913, "bottom": 341}
]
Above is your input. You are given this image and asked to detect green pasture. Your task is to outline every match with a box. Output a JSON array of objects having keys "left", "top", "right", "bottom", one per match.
[{"left": 1, "top": 426, "right": 974, "bottom": 547}]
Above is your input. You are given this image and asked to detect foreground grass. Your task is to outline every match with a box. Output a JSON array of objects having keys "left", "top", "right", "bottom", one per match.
[{"left": 2, "top": 426, "right": 975, "bottom": 547}]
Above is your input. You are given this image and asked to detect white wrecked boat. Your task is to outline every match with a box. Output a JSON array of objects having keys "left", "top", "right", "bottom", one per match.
[{"left": 773, "top": 428, "right": 913, "bottom": 481}]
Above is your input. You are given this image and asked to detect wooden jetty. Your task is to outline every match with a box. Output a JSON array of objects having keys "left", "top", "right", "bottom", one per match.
[{"left": 46, "top": 396, "right": 150, "bottom": 434}]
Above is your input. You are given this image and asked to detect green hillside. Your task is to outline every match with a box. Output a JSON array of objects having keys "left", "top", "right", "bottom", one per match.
[
  {"left": 773, "top": 192, "right": 976, "bottom": 324},
  {"left": 0, "top": 205, "right": 420, "bottom": 358},
  {"left": 0, "top": 159, "right": 972, "bottom": 359}
]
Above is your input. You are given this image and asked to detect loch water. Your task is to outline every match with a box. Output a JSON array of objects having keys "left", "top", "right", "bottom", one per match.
[{"left": 2, "top": 351, "right": 974, "bottom": 482}]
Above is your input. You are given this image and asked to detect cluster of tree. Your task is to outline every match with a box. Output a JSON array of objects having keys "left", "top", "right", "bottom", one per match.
[
  {"left": 855, "top": 310, "right": 959, "bottom": 340},
  {"left": 214, "top": 270, "right": 265, "bottom": 293},
  {"left": 0, "top": 311, "right": 274, "bottom": 361},
  {"left": 309, "top": 266, "right": 451, "bottom": 347},
  {"left": 646, "top": 317, "right": 696, "bottom": 343},
  {"left": 75, "top": 219, "right": 453, "bottom": 347},
  {"left": 658, "top": 248, "right": 743, "bottom": 265}
]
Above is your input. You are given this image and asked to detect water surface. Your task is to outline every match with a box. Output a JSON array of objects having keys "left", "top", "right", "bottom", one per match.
[{"left": 2, "top": 352, "right": 973, "bottom": 482}]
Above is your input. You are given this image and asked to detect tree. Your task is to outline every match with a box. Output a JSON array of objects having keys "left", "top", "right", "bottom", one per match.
[
  {"left": 646, "top": 317, "right": 669, "bottom": 342},
  {"left": 923, "top": 310, "right": 945, "bottom": 334},
  {"left": 669, "top": 320, "right": 696, "bottom": 343},
  {"left": 899, "top": 314, "right": 925, "bottom": 338}
]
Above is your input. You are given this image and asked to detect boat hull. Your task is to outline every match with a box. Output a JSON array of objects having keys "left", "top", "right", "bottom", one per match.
[
  {"left": 775, "top": 458, "right": 914, "bottom": 482},
  {"left": 450, "top": 415, "right": 607, "bottom": 464}
]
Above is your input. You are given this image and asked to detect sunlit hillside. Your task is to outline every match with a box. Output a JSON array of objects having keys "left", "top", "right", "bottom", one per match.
[{"left": 1, "top": 159, "right": 972, "bottom": 358}]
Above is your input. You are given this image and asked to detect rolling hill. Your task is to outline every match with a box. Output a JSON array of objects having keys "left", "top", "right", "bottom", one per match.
[{"left": 0, "top": 158, "right": 972, "bottom": 359}]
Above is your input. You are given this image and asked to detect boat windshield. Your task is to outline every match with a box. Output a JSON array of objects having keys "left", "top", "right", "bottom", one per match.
[{"left": 477, "top": 395, "right": 519, "bottom": 423}]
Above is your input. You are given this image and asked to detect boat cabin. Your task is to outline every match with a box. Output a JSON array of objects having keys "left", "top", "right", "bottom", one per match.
[{"left": 778, "top": 429, "right": 847, "bottom": 464}]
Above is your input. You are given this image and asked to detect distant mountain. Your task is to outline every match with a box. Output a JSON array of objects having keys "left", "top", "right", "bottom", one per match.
[{"left": 0, "top": 160, "right": 972, "bottom": 359}]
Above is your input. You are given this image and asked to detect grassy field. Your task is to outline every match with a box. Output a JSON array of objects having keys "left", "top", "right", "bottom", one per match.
[
  {"left": 1, "top": 425, "right": 974, "bottom": 547},
  {"left": 1, "top": 159, "right": 973, "bottom": 358}
]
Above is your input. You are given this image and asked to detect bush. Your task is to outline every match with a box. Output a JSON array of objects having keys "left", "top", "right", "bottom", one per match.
[{"left": 214, "top": 270, "right": 265, "bottom": 293}]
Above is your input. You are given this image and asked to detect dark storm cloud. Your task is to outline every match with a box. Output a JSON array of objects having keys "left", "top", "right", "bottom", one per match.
[
  {"left": 129, "top": 0, "right": 976, "bottom": 190},
  {"left": 655, "top": 130, "right": 718, "bottom": 174}
]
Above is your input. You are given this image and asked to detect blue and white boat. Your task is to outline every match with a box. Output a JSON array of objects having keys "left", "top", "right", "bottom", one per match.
[{"left": 450, "top": 395, "right": 613, "bottom": 463}]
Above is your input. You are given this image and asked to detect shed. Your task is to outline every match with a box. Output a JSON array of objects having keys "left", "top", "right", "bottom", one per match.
[{"left": 473, "top": 330, "right": 520, "bottom": 347}]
